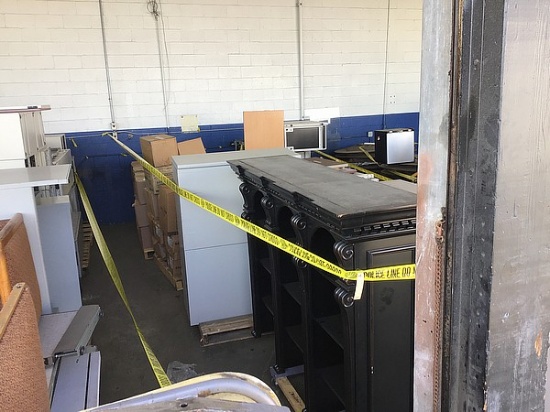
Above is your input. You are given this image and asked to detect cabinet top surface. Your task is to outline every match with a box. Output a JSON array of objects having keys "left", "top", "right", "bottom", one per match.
[
  {"left": 0, "top": 164, "right": 70, "bottom": 189},
  {"left": 229, "top": 156, "right": 417, "bottom": 217},
  {"left": 173, "top": 148, "right": 297, "bottom": 169}
]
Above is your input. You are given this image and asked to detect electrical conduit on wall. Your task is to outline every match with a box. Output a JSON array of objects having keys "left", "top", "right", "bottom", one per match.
[
  {"left": 98, "top": 0, "right": 116, "bottom": 131},
  {"left": 297, "top": 1, "right": 305, "bottom": 120}
]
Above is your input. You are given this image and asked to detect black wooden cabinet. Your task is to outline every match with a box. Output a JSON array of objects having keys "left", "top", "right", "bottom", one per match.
[{"left": 231, "top": 156, "right": 416, "bottom": 412}]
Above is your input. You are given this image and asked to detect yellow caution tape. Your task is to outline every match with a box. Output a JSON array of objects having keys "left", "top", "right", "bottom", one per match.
[
  {"left": 75, "top": 173, "right": 171, "bottom": 388},
  {"left": 358, "top": 145, "right": 378, "bottom": 164},
  {"left": 385, "top": 168, "right": 418, "bottom": 183},
  {"left": 357, "top": 146, "right": 417, "bottom": 183},
  {"left": 106, "top": 134, "right": 415, "bottom": 297},
  {"left": 314, "top": 150, "right": 391, "bottom": 181}
]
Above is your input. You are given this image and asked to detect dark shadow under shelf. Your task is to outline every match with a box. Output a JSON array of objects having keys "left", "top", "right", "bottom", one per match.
[
  {"left": 259, "top": 257, "right": 272, "bottom": 275},
  {"left": 283, "top": 281, "right": 303, "bottom": 305},
  {"left": 315, "top": 314, "right": 344, "bottom": 349},
  {"left": 262, "top": 295, "right": 274, "bottom": 316},
  {"left": 286, "top": 323, "right": 305, "bottom": 354},
  {"left": 318, "top": 363, "right": 346, "bottom": 407}
]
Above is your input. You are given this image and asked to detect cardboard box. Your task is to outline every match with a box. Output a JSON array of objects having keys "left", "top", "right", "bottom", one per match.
[
  {"left": 164, "top": 233, "right": 180, "bottom": 260},
  {"left": 137, "top": 226, "right": 153, "bottom": 250},
  {"left": 133, "top": 173, "right": 147, "bottom": 205},
  {"left": 165, "top": 239, "right": 180, "bottom": 260},
  {"left": 131, "top": 161, "right": 144, "bottom": 175},
  {"left": 144, "top": 166, "right": 172, "bottom": 195},
  {"left": 140, "top": 134, "right": 178, "bottom": 167},
  {"left": 167, "top": 255, "right": 182, "bottom": 272},
  {"left": 131, "top": 161, "right": 147, "bottom": 204},
  {"left": 158, "top": 185, "right": 178, "bottom": 233},
  {"left": 144, "top": 187, "right": 159, "bottom": 219},
  {"left": 159, "top": 211, "right": 177, "bottom": 234},
  {"left": 166, "top": 233, "right": 180, "bottom": 250},
  {"left": 133, "top": 201, "right": 148, "bottom": 227},
  {"left": 177, "top": 137, "right": 206, "bottom": 155},
  {"left": 153, "top": 239, "right": 167, "bottom": 260},
  {"left": 158, "top": 185, "right": 176, "bottom": 214},
  {"left": 149, "top": 217, "right": 164, "bottom": 244}
]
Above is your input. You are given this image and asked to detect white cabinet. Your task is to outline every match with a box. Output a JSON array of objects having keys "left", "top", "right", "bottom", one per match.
[
  {"left": 173, "top": 148, "right": 296, "bottom": 326},
  {"left": 0, "top": 165, "right": 72, "bottom": 314},
  {"left": 36, "top": 192, "right": 82, "bottom": 313},
  {"left": 0, "top": 106, "right": 49, "bottom": 169},
  {"left": 0, "top": 106, "right": 82, "bottom": 314}
]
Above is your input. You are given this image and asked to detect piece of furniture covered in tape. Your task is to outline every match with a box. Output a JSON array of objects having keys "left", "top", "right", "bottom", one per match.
[{"left": 229, "top": 155, "right": 417, "bottom": 412}]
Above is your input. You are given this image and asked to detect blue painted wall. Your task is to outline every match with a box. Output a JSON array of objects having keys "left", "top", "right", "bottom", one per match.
[
  {"left": 68, "top": 112, "right": 419, "bottom": 224},
  {"left": 326, "top": 112, "right": 419, "bottom": 149}
]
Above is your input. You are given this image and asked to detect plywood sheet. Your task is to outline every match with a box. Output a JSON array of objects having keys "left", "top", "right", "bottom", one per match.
[{"left": 243, "top": 110, "right": 284, "bottom": 150}]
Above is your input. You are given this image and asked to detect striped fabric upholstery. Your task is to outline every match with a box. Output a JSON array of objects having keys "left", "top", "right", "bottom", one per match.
[
  {"left": 0, "top": 214, "right": 42, "bottom": 321},
  {"left": 0, "top": 283, "right": 49, "bottom": 412}
]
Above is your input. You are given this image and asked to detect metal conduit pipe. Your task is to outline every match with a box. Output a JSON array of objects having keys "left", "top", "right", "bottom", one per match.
[
  {"left": 98, "top": 0, "right": 116, "bottom": 129},
  {"left": 297, "top": 1, "right": 305, "bottom": 119}
]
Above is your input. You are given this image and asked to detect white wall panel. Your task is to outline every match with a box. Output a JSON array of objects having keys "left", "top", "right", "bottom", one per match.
[{"left": 0, "top": 0, "right": 422, "bottom": 132}]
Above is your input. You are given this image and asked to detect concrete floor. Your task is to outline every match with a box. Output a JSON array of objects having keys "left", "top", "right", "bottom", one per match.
[{"left": 80, "top": 222, "right": 279, "bottom": 406}]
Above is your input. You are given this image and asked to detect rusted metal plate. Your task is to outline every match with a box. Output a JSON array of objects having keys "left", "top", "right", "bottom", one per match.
[{"left": 414, "top": 0, "right": 454, "bottom": 410}]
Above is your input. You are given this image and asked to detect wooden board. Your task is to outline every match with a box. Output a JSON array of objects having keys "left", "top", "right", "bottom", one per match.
[
  {"left": 275, "top": 376, "right": 306, "bottom": 412},
  {"left": 142, "top": 248, "right": 154, "bottom": 260},
  {"left": 154, "top": 257, "right": 183, "bottom": 291},
  {"left": 198, "top": 314, "right": 253, "bottom": 347},
  {"left": 243, "top": 110, "right": 285, "bottom": 150}
]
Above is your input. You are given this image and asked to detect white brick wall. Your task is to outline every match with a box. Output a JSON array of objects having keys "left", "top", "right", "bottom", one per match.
[
  {"left": 0, "top": 0, "right": 422, "bottom": 132},
  {"left": 302, "top": 1, "right": 422, "bottom": 116}
]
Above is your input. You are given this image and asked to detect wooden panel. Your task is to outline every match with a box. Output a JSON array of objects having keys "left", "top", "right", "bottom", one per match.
[
  {"left": 198, "top": 314, "right": 253, "bottom": 347},
  {"left": 276, "top": 376, "right": 306, "bottom": 412},
  {"left": 243, "top": 110, "right": 284, "bottom": 150}
]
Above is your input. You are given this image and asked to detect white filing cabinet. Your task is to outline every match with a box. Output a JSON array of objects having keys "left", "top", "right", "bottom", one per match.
[{"left": 173, "top": 148, "right": 297, "bottom": 326}]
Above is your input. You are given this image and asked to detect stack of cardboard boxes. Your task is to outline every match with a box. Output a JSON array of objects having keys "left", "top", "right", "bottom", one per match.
[
  {"left": 152, "top": 184, "right": 180, "bottom": 287},
  {"left": 131, "top": 161, "right": 153, "bottom": 257},
  {"left": 136, "top": 134, "right": 205, "bottom": 290}
]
